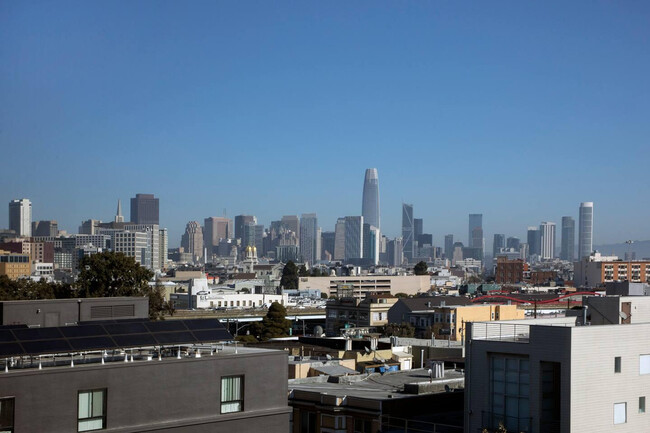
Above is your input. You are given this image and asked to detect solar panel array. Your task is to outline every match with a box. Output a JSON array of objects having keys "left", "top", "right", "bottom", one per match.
[{"left": 0, "top": 319, "right": 233, "bottom": 358}]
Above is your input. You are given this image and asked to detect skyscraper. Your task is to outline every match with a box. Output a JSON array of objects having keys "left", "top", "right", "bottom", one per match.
[
  {"left": 9, "top": 199, "right": 31, "bottom": 237},
  {"left": 578, "top": 202, "right": 594, "bottom": 259},
  {"left": 468, "top": 214, "right": 484, "bottom": 258},
  {"left": 115, "top": 200, "right": 124, "bottom": 223},
  {"left": 361, "top": 168, "right": 380, "bottom": 230},
  {"left": 204, "top": 217, "right": 232, "bottom": 257},
  {"left": 527, "top": 227, "right": 541, "bottom": 258},
  {"left": 130, "top": 194, "right": 159, "bottom": 225},
  {"left": 299, "top": 213, "right": 319, "bottom": 265},
  {"left": 344, "top": 216, "right": 363, "bottom": 260},
  {"left": 321, "top": 231, "right": 335, "bottom": 261},
  {"left": 414, "top": 218, "right": 423, "bottom": 239},
  {"left": 281, "top": 215, "right": 300, "bottom": 241},
  {"left": 234, "top": 215, "right": 257, "bottom": 241},
  {"left": 539, "top": 222, "right": 556, "bottom": 259},
  {"left": 181, "top": 221, "right": 203, "bottom": 262},
  {"left": 333, "top": 218, "right": 346, "bottom": 261},
  {"left": 561, "top": 216, "right": 575, "bottom": 262},
  {"left": 401, "top": 203, "right": 414, "bottom": 262},
  {"left": 493, "top": 234, "right": 505, "bottom": 258},
  {"left": 444, "top": 234, "right": 454, "bottom": 259},
  {"left": 506, "top": 237, "right": 520, "bottom": 251}
]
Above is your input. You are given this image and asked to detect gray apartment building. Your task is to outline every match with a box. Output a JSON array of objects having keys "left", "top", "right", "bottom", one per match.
[
  {"left": 465, "top": 318, "right": 650, "bottom": 432},
  {"left": 0, "top": 314, "right": 290, "bottom": 432}
]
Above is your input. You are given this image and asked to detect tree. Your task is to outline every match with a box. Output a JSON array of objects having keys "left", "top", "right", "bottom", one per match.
[
  {"left": 280, "top": 261, "right": 299, "bottom": 291},
  {"left": 394, "top": 292, "right": 409, "bottom": 298},
  {"left": 0, "top": 275, "right": 72, "bottom": 301},
  {"left": 249, "top": 302, "right": 292, "bottom": 341},
  {"left": 76, "top": 251, "right": 154, "bottom": 298},
  {"left": 298, "top": 265, "right": 309, "bottom": 277},
  {"left": 414, "top": 261, "right": 428, "bottom": 275},
  {"left": 142, "top": 283, "right": 167, "bottom": 320},
  {"left": 383, "top": 322, "right": 415, "bottom": 338}
]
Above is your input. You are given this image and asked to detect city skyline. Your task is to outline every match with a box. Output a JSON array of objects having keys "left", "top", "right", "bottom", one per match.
[{"left": 2, "top": 2, "right": 649, "bottom": 248}]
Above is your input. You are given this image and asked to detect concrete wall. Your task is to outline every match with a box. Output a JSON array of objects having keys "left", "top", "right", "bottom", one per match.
[
  {"left": 299, "top": 275, "right": 430, "bottom": 297},
  {"left": 570, "top": 324, "right": 650, "bottom": 432},
  {"left": 0, "top": 297, "right": 149, "bottom": 326},
  {"left": 0, "top": 349, "right": 290, "bottom": 433}
]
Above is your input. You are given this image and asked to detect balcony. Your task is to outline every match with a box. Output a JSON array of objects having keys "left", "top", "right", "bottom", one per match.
[{"left": 471, "top": 323, "right": 531, "bottom": 343}]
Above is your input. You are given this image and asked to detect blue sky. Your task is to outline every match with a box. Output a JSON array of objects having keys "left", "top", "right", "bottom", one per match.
[{"left": 1, "top": 1, "right": 649, "bottom": 248}]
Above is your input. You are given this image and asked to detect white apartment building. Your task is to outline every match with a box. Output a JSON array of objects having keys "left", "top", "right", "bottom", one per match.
[{"left": 465, "top": 318, "right": 650, "bottom": 432}]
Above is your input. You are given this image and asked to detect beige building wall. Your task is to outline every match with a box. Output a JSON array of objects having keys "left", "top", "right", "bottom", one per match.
[{"left": 299, "top": 275, "right": 430, "bottom": 297}]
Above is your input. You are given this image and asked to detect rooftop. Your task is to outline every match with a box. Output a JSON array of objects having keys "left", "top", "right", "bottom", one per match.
[{"left": 289, "top": 367, "right": 464, "bottom": 400}]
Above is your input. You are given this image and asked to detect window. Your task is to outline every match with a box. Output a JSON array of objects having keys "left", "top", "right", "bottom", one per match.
[
  {"left": 614, "top": 402, "right": 626, "bottom": 424},
  {"left": 78, "top": 389, "right": 106, "bottom": 432},
  {"left": 640, "top": 397, "right": 646, "bottom": 414},
  {"left": 0, "top": 398, "right": 15, "bottom": 433},
  {"left": 489, "top": 356, "right": 530, "bottom": 432},
  {"left": 221, "top": 376, "right": 243, "bottom": 413},
  {"left": 640, "top": 355, "right": 650, "bottom": 375},
  {"left": 354, "top": 418, "right": 372, "bottom": 433},
  {"left": 615, "top": 356, "right": 621, "bottom": 373}
]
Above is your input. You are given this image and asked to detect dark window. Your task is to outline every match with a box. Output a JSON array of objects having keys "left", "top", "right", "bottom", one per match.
[
  {"left": 615, "top": 356, "right": 621, "bottom": 373},
  {"left": 640, "top": 396, "right": 646, "bottom": 414},
  {"left": 78, "top": 389, "right": 106, "bottom": 431},
  {"left": 300, "top": 411, "right": 316, "bottom": 433},
  {"left": 0, "top": 397, "right": 15, "bottom": 433},
  {"left": 221, "top": 376, "right": 243, "bottom": 413},
  {"left": 354, "top": 418, "right": 372, "bottom": 433}
]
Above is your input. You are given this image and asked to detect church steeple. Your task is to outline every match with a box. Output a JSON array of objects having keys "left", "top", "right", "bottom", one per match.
[{"left": 115, "top": 199, "right": 124, "bottom": 223}]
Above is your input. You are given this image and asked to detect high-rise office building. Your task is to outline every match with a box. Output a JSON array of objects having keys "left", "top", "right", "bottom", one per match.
[
  {"left": 32, "top": 220, "right": 58, "bottom": 237},
  {"left": 181, "top": 221, "right": 204, "bottom": 262},
  {"left": 321, "top": 231, "right": 335, "bottom": 261},
  {"left": 344, "top": 216, "right": 363, "bottom": 260},
  {"left": 115, "top": 200, "right": 124, "bottom": 223},
  {"left": 361, "top": 168, "right": 380, "bottom": 230},
  {"left": 234, "top": 215, "right": 257, "bottom": 241},
  {"left": 9, "top": 199, "right": 32, "bottom": 237},
  {"left": 560, "top": 216, "right": 575, "bottom": 262},
  {"left": 401, "top": 204, "right": 414, "bottom": 262},
  {"left": 468, "top": 214, "right": 484, "bottom": 259},
  {"left": 254, "top": 224, "right": 265, "bottom": 256},
  {"left": 578, "top": 202, "right": 594, "bottom": 259},
  {"left": 299, "top": 213, "right": 319, "bottom": 265},
  {"left": 203, "top": 217, "right": 232, "bottom": 257},
  {"left": 333, "top": 218, "right": 346, "bottom": 261},
  {"left": 281, "top": 215, "right": 300, "bottom": 241},
  {"left": 444, "top": 234, "right": 454, "bottom": 259},
  {"left": 130, "top": 194, "right": 159, "bottom": 225},
  {"left": 387, "top": 237, "right": 404, "bottom": 266},
  {"left": 527, "top": 227, "right": 541, "bottom": 258},
  {"left": 506, "top": 237, "right": 520, "bottom": 251},
  {"left": 367, "top": 226, "right": 380, "bottom": 265},
  {"left": 493, "top": 234, "right": 505, "bottom": 258},
  {"left": 79, "top": 219, "right": 101, "bottom": 235},
  {"left": 242, "top": 223, "right": 256, "bottom": 248},
  {"left": 414, "top": 218, "right": 423, "bottom": 239},
  {"left": 159, "top": 228, "right": 168, "bottom": 269},
  {"left": 124, "top": 224, "right": 161, "bottom": 271},
  {"left": 539, "top": 222, "right": 556, "bottom": 260}
]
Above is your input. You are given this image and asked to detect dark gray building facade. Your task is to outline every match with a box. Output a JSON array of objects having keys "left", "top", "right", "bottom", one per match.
[{"left": 130, "top": 193, "right": 159, "bottom": 225}]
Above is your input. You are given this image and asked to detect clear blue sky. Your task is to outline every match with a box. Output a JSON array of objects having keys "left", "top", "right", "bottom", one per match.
[{"left": 1, "top": 1, "right": 649, "bottom": 248}]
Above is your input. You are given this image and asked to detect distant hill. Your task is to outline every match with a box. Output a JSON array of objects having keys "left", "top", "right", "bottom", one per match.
[{"left": 593, "top": 240, "right": 650, "bottom": 260}]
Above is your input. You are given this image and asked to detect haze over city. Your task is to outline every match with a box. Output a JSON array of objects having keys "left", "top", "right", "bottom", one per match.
[{"left": 2, "top": 1, "right": 649, "bottom": 246}]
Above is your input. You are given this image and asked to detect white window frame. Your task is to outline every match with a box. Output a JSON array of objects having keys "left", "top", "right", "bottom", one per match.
[
  {"left": 221, "top": 375, "right": 244, "bottom": 414},
  {"left": 78, "top": 389, "right": 106, "bottom": 432},
  {"left": 614, "top": 402, "right": 626, "bottom": 425},
  {"left": 640, "top": 354, "right": 650, "bottom": 375}
]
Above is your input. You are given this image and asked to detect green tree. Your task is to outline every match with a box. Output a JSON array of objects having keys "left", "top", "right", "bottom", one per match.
[
  {"left": 249, "top": 302, "right": 292, "bottom": 341},
  {"left": 383, "top": 322, "right": 415, "bottom": 338},
  {"left": 394, "top": 292, "right": 409, "bottom": 298},
  {"left": 280, "top": 261, "right": 299, "bottom": 291},
  {"left": 76, "top": 251, "right": 154, "bottom": 298},
  {"left": 142, "top": 283, "right": 167, "bottom": 320},
  {"left": 0, "top": 275, "right": 72, "bottom": 301},
  {"left": 414, "top": 261, "right": 428, "bottom": 275},
  {"left": 298, "top": 265, "right": 309, "bottom": 277}
]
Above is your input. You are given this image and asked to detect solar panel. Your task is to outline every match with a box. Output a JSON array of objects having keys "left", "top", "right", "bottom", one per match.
[
  {"left": 68, "top": 337, "right": 117, "bottom": 351},
  {"left": 0, "top": 330, "right": 16, "bottom": 343},
  {"left": 0, "top": 318, "right": 233, "bottom": 357},
  {"left": 182, "top": 319, "right": 225, "bottom": 330},
  {"left": 60, "top": 325, "right": 107, "bottom": 338},
  {"left": 21, "top": 339, "right": 72, "bottom": 354},
  {"left": 112, "top": 334, "right": 157, "bottom": 347},
  {"left": 144, "top": 321, "right": 187, "bottom": 332},
  {"left": 153, "top": 331, "right": 197, "bottom": 345},
  {"left": 104, "top": 322, "right": 149, "bottom": 335},
  {"left": 13, "top": 327, "right": 63, "bottom": 341},
  {"left": 192, "top": 329, "right": 233, "bottom": 342},
  {"left": 0, "top": 342, "right": 23, "bottom": 357}
]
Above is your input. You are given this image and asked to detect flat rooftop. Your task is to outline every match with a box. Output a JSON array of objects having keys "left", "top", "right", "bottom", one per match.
[{"left": 289, "top": 368, "right": 464, "bottom": 400}]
